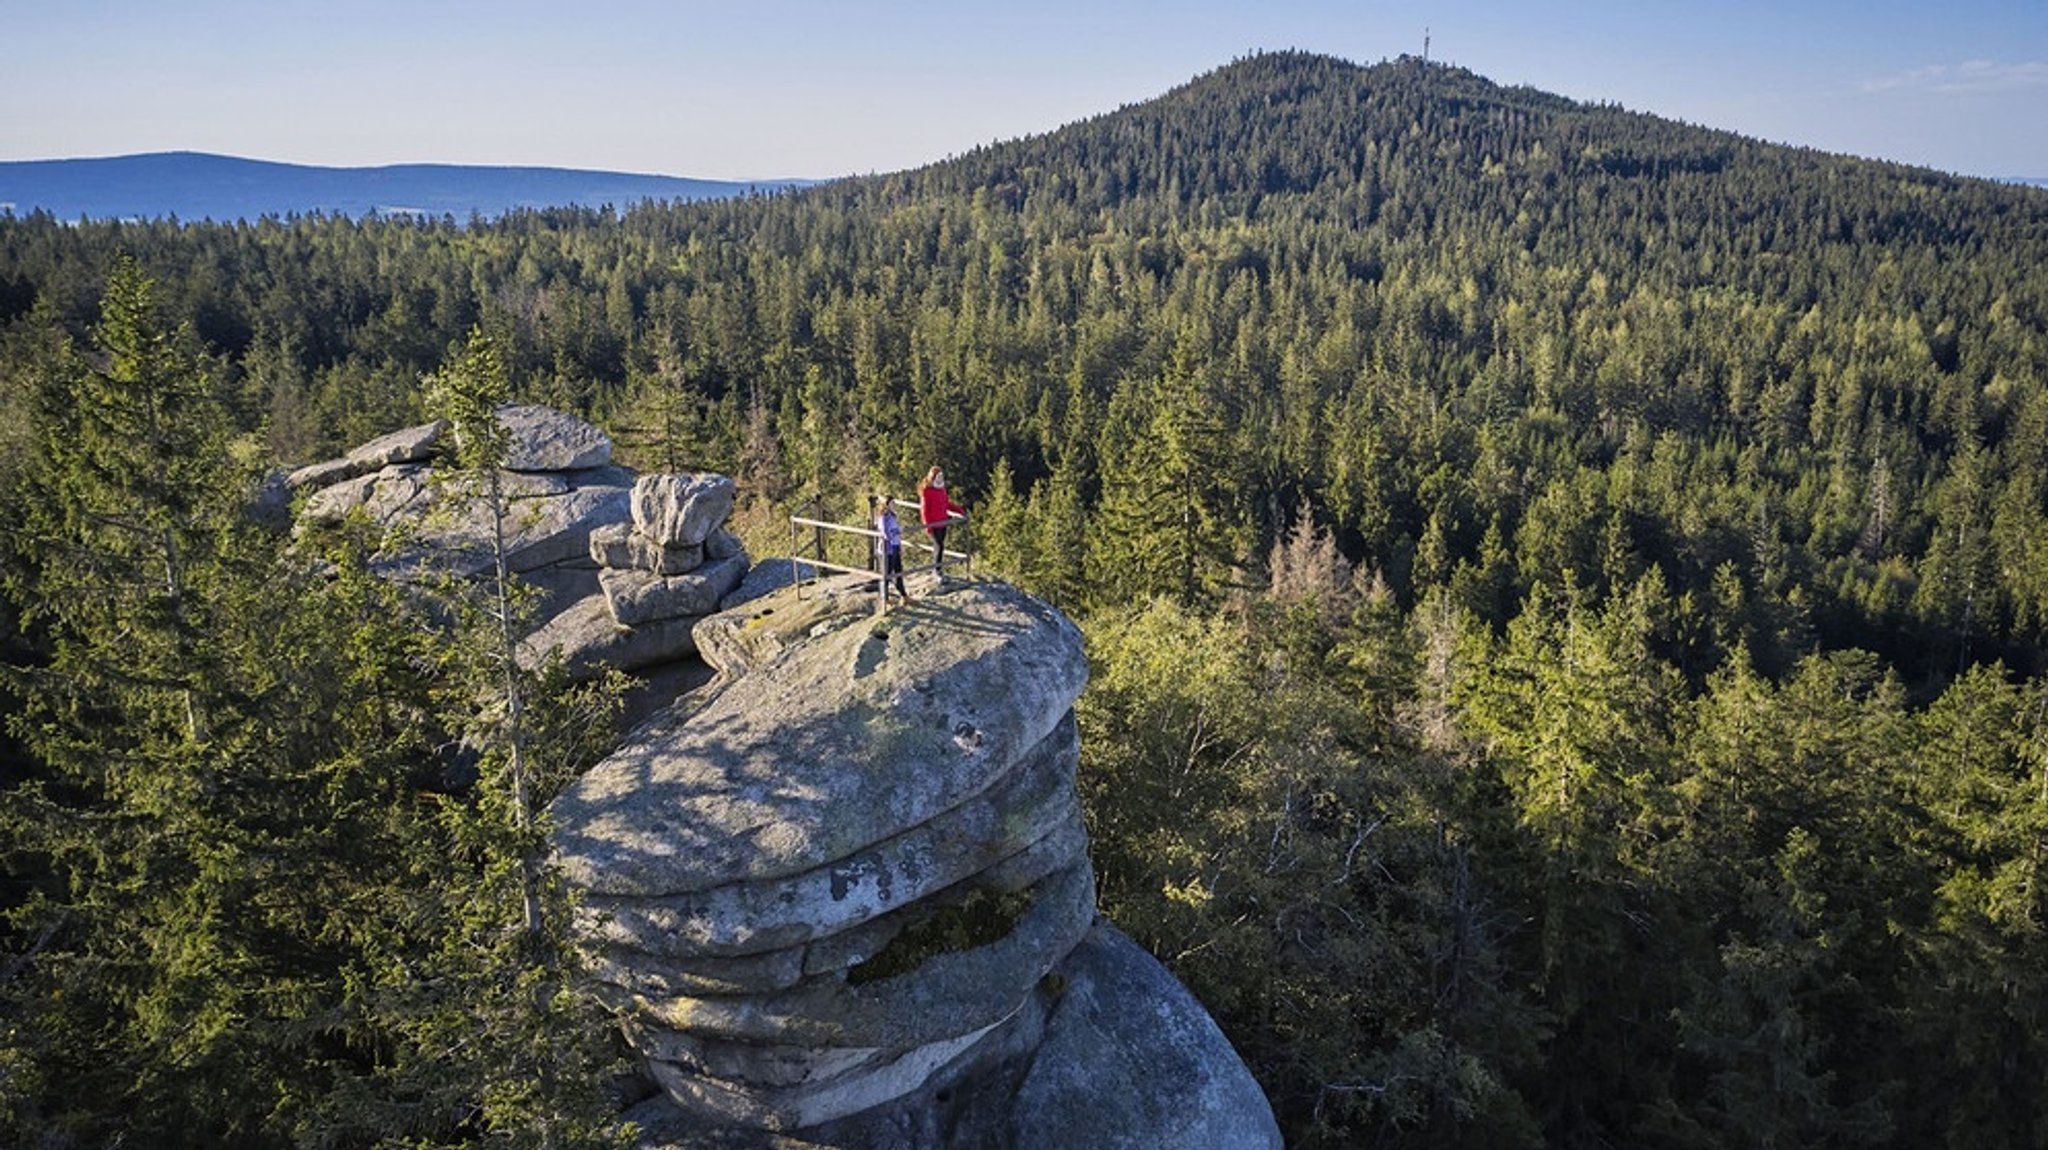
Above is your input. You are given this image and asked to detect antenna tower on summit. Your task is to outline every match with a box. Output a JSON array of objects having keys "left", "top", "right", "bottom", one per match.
[{"left": 1424, "top": 28, "right": 1431, "bottom": 63}]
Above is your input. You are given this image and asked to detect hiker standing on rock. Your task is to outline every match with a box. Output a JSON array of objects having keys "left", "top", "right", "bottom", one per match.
[
  {"left": 873, "top": 494, "right": 909, "bottom": 608},
  {"left": 919, "top": 466, "right": 968, "bottom": 579}
]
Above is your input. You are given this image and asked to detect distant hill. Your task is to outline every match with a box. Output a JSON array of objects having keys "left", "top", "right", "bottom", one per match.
[{"left": 0, "top": 151, "right": 811, "bottom": 222}]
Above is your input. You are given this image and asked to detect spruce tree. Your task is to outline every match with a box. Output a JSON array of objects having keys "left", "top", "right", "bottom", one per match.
[
  {"left": 0, "top": 257, "right": 433, "bottom": 1144},
  {"left": 1087, "top": 340, "right": 1243, "bottom": 607},
  {"left": 0, "top": 255, "right": 257, "bottom": 1139},
  {"left": 344, "top": 325, "right": 630, "bottom": 1147}
]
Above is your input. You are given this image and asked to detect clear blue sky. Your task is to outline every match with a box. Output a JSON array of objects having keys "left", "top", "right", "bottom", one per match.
[{"left": 5, "top": 0, "right": 2045, "bottom": 180}]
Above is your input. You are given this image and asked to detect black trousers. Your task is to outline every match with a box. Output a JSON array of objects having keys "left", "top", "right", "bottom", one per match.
[{"left": 881, "top": 547, "right": 907, "bottom": 596}]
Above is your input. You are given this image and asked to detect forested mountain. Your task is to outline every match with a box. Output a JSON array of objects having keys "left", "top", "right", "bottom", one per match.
[
  {"left": 3, "top": 50, "right": 2048, "bottom": 1148},
  {"left": 0, "top": 151, "right": 805, "bottom": 223}
]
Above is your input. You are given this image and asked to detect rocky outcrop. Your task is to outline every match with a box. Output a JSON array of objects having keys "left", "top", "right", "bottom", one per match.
[
  {"left": 293, "top": 407, "right": 1277, "bottom": 1146},
  {"left": 291, "top": 405, "right": 633, "bottom": 591},
  {"left": 287, "top": 405, "right": 747, "bottom": 679},
  {"left": 552, "top": 575, "right": 1281, "bottom": 1148},
  {"left": 519, "top": 472, "right": 747, "bottom": 677}
]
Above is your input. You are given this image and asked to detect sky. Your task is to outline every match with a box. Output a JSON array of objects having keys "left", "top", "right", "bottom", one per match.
[{"left": 4, "top": 0, "right": 2045, "bottom": 181}]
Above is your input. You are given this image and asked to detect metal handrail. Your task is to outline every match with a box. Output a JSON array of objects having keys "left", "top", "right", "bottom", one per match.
[{"left": 787, "top": 498, "right": 972, "bottom": 603}]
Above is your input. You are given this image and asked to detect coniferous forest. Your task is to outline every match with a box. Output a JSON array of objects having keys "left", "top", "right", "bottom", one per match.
[{"left": 4, "top": 51, "right": 2048, "bottom": 1147}]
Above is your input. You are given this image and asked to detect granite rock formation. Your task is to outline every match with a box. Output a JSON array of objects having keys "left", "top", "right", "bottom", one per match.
[
  {"left": 291, "top": 407, "right": 1278, "bottom": 1146},
  {"left": 552, "top": 575, "right": 1282, "bottom": 1148},
  {"left": 286, "top": 404, "right": 747, "bottom": 678}
]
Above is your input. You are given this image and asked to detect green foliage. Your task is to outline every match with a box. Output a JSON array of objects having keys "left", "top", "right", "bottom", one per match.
[
  {"left": 0, "top": 276, "right": 629, "bottom": 1147},
  {"left": 2, "top": 48, "right": 2047, "bottom": 1148},
  {"left": 1079, "top": 595, "right": 1543, "bottom": 1147},
  {"left": 846, "top": 888, "right": 1033, "bottom": 986},
  {"left": 0, "top": 264, "right": 434, "bottom": 1145},
  {"left": 1086, "top": 338, "right": 1246, "bottom": 607},
  {"left": 4, "top": 53, "right": 2042, "bottom": 684}
]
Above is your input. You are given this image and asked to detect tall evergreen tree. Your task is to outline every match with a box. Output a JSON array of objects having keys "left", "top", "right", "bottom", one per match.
[
  {"left": 1087, "top": 338, "right": 1243, "bottom": 606},
  {"left": 0, "top": 258, "right": 433, "bottom": 1144},
  {"left": 341, "top": 325, "right": 631, "bottom": 1147}
]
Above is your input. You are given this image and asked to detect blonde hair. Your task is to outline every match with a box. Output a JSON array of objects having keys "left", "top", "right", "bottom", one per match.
[{"left": 921, "top": 466, "right": 945, "bottom": 490}]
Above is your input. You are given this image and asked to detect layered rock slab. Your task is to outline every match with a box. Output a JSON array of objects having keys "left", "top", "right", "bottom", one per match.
[
  {"left": 287, "top": 405, "right": 750, "bottom": 680},
  {"left": 575, "top": 714, "right": 1082, "bottom": 959},
  {"left": 552, "top": 577, "right": 1096, "bottom": 1131},
  {"left": 551, "top": 576, "right": 1280, "bottom": 1146},
  {"left": 619, "top": 922, "right": 1283, "bottom": 1150},
  {"left": 550, "top": 578, "right": 1087, "bottom": 898}
]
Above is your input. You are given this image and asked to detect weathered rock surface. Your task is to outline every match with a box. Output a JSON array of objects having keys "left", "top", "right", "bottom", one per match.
[
  {"left": 716, "top": 558, "right": 813, "bottom": 614},
  {"left": 296, "top": 408, "right": 1275, "bottom": 1147},
  {"left": 348, "top": 417, "right": 449, "bottom": 469},
  {"left": 616, "top": 920, "right": 1282, "bottom": 1150},
  {"left": 575, "top": 717, "right": 1079, "bottom": 958},
  {"left": 284, "top": 454, "right": 368, "bottom": 493},
  {"left": 296, "top": 460, "right": 635, "bottom": 580},
  {"left": 498, "top": 403, "right": 614, "bottom": 471},
  {"left": 632, "top": 861, "right": 1096, "bottom": 1054},
  {"left": 548, "top": 575, "right": 1279, "bottom": 1148},
  {"left": 633, "top": 472, "right": 737, "bottom": 548},
  {"left": 1011, "top": 922, "right": 1284, "bottom": 1149},
  {"left": 586, "top": 805, "right": 1090, "bottom": 1000},
  {"left": 519, "top": 594, "right": 701, "bottom": 677},
  {"left": 551, "top": 580, "right": 1086, "bottom": 898},
  {"left": 601, "top": 556, "right": 750, "bottom": 626},
  {"left": 706, "top": 527, "right": 747, "bottom": 561},
  {"left": 288, "top": 405, "right": 747, "bottom": 686},
  {"left": 591, "top": 522, "right": 706, "bottom": 577}
]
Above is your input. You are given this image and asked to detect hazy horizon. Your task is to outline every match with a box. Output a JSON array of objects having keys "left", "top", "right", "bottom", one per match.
[{"left": 4, "top": 3, "right": 2045, "bottom": 183}]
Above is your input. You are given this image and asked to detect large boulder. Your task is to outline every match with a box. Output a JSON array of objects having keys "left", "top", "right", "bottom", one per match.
[
  {"left": 498, "top": 403, "right": 614, "bottom": 471},
  {"left": 600, "top": 555, "right": 750, "bottom": 626},
  {"left": 550, "top": 578, "right": 1088, "bottom": 899},
  {"left": 297, "top": 459, "right": 635, "bottom": 580},
  {"left": 284, "top": 455, "right": 369, "bottom": 493},
  {"left": 298, "top": 463, "right": 436, "bottom": 528},
  {"left": 382, "top": 476, "right": 633, "bottom": 580},
  {"left": 632, "top": 473, "right": 737, "bottom": 548},
  {"left": 1010, "top": 922, "right": 1284, "bottom": 1149},
  {"left": 347, "top": 417, "right": 448, "bottom": 469}
]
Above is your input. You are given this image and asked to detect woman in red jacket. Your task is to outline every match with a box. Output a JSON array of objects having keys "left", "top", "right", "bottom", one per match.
[{"left": 919, "top": 465, "right": 968, "bottom": 578}]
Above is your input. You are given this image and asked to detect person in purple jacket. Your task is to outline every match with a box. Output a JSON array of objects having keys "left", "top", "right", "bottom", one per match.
[{"left": 873, "top": 494, "right": 909, "bottom": 608}]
